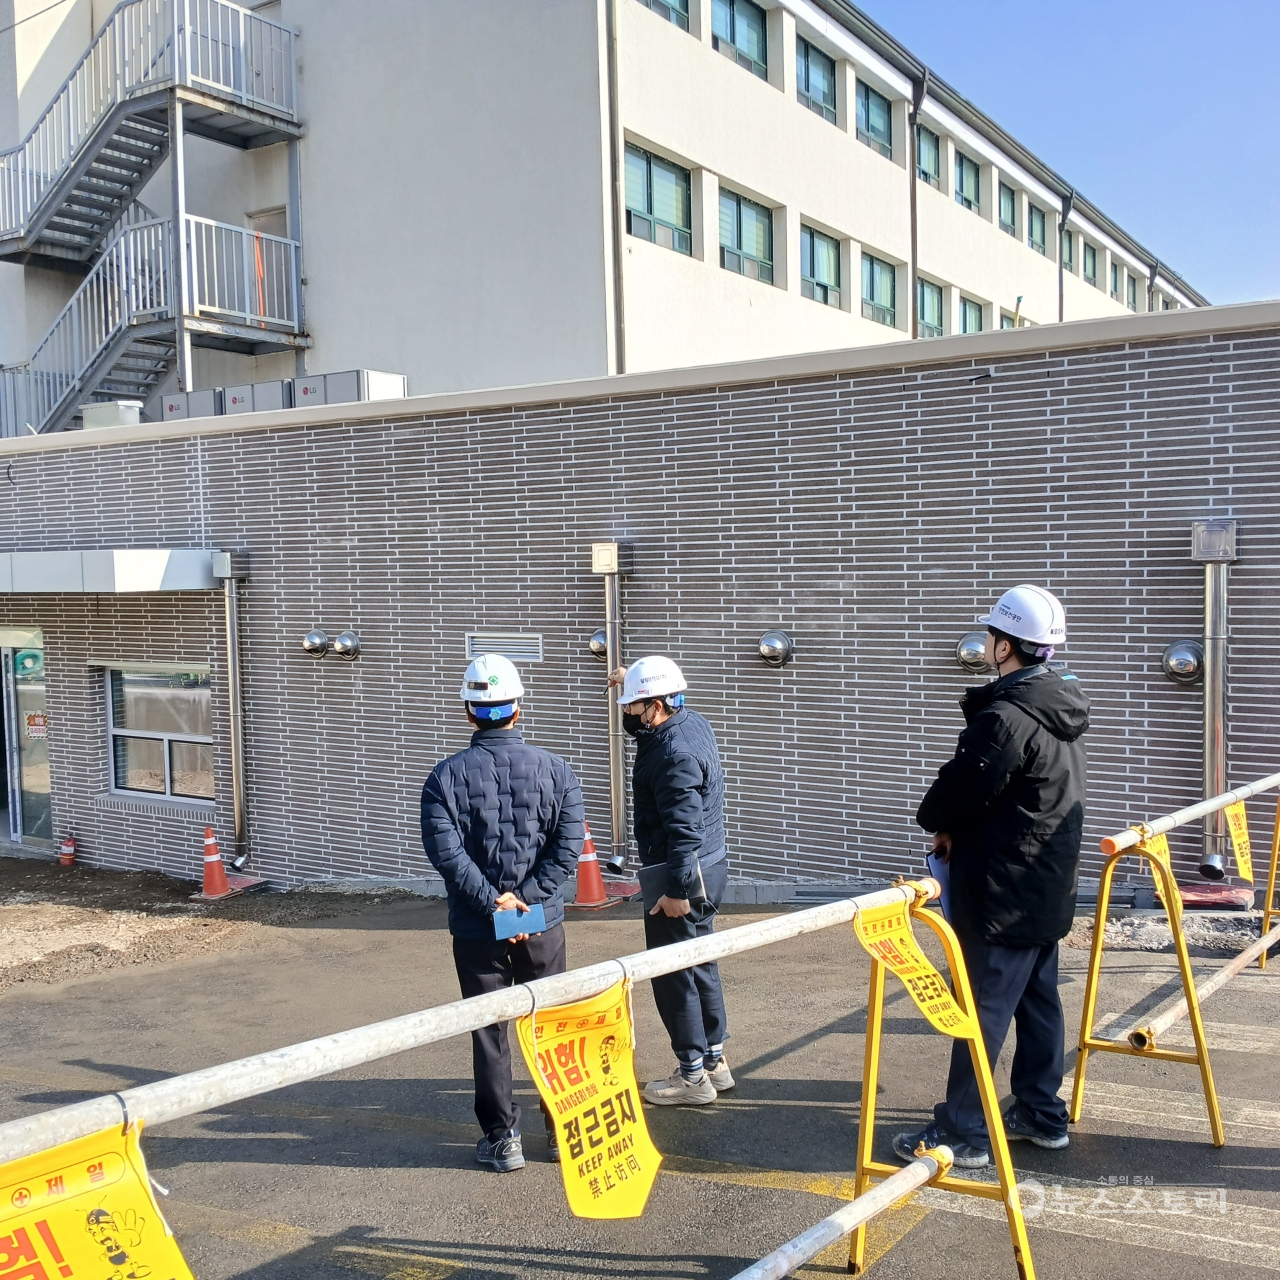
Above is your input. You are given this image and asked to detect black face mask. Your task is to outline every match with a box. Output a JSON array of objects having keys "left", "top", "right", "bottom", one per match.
[{"left": 622, "top": 712, "right": 645, "bottom": 737}]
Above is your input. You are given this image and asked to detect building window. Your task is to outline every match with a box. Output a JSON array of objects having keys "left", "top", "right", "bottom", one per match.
[
  {"left": 861, "top": 252, "right": 896, "bottom": 326},
  {"left": 1127, "top": 274, "right": 1138, "bottom": 311},
  {"left": 856, "top": 82, "right": 892, "bottom": 157},
  {"left": 960, "top": 296, "right": 983, "bottom": 333},
  {"left": 801, "top": 225, "right": 840, "bottom": 306},
  {"left": 625, "top": 145, "right": 691, "bottom": 255},
  {"left": 637, "top": 0, "right": 689, "bottom": 29},
  {"left": 999, "top": 183, "right": 1016, "bottom": 236},
  {"left": 1083, "top": 242, "right": 1097, "bottom": 287},
  {"left": 1111, "top": 262, "right": 1120, "bottom": 299},
  {"left": 1162, "top": 296, "right": 1171, "bottom": 310},
  {"left": 1027, "top": 203, "right": 1046, "bottom": 255},
  {"left": 917, "top": 278, "right": 942, "bottom": 337},
  {"left": 712, "top": 0, "right": 766, "bottom": 79},
  {"left": 1062, "top": 228, "right": 1073, "bottom": 270},
  {"left": 107, "top": 669, "right": 214, "bottom": 801},
  {"left": 955, "top": 151, "right": 979, "bottom": 210},
  {"left": 796, "top": 38, "right": 835, "bottom": 123},
  {"left": 720, "top": 189, "right": 773, "bottom": 282},
  {"left": 916, "top": 125, "right": 939, "bottom": 187}
]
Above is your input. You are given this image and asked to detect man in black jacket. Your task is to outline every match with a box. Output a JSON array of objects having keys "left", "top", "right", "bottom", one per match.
[
  {"left": 612, "top": 656, "right": 733, "bottom": 1107},
  {"left": 895, "top": 585, "right": 1089, "bottom": 1169},
  {"left": 421, "top": 653, "right": 584, "bottom": 1173}
]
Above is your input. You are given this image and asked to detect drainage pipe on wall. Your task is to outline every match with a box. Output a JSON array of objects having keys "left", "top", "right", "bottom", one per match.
[
  {"left": 604, "top": 568, "right": 628, "bottom": 868},
  {"left": 906, "top": 71, "right": 929, "bottom": 339},
  {"left": 1058, "top": 188, "right": 1075, "bottom": 323},
  {"left": 1192, "top": 521, "right": 1238, "bottom": 878},
  {"left": 212, "top": 553, "right": 249, "bottom": 866}
]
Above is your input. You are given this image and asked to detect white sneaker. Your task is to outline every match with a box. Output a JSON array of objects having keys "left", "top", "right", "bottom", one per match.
[
  {"left": 707, "top": 1058, "right": 735, "bottom": 1092},
  {"left": 643, "top": 1069, "right": 717, "bottom": 1106}
]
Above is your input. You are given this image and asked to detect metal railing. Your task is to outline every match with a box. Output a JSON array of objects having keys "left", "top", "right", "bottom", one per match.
[
  {"left": 185, "top": 215, "right": 299, "bottom": 331},
  {"left": 0, "top": 213, "right": 299, "bottom": 436},
  {"left": 0, "top": 884, "right": 919, "bottom": 1165},
  {"left": 1, "top": 219, "right": 171, "bottom": 436},
  {"left": 0, "top": 0, "right": 295, "bottom": 241}
]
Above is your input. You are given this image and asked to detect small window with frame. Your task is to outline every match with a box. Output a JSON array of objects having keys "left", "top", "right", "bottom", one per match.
[
  {"left": 796, "top": 38, "right": 836, "bottom": 123},
  {"left": 856, "top": 81, "right": 893, "bottom": 157},
  {"left": 107, "top": 668, "right": 214, "bottom": 801},
  {"left": 720, "top": 189, "right": 774, "bottom": 283},
  {"left": 801, "top": 225, "right": 840, "bottom": 306},
  {"left": 955, "top": 151, "right": 980, "bottom": 210},
  {"left": 916, "top": 125, "right": 940, "bottom": 187}
]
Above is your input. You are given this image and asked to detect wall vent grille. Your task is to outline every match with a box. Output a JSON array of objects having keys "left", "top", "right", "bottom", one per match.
[{"left": 464, "top": 633, "right": 544, "bottom": 662}]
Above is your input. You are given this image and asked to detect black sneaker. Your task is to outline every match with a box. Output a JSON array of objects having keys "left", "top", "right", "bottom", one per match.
[
  {"left": 476, "top": 1132, "right": 525, "bottom": 1173},
  {"left": 1003, "top": 1102, "right": 1069, "bottom": 1151},
  {"left": 892, "top": 1121, "right": 989, "bottom": 1170},
  {"left": 546, "top": 1125, "right": 561, "bottom": 1163}
]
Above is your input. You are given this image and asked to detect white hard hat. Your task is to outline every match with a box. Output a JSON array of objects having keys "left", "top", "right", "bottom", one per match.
[
  {"left": 617, "top": 655, "right": 688, "bottom": 705},
  {"left": 459, "top": 653, "right": 526, "bottom": 703},
  {"left": 980, "top": 585, "right": 1066, "bottom": 648}
]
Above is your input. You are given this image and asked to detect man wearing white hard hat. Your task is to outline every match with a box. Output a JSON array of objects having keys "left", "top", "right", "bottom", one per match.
[
  {"left": 894, "top": 586, "right": 1090, "bottom": 1169},
  {"left": 610, "top": 655, "right": 733, "bottom": 1106},
  {"left": 421, "top": 653, "right": 585, "bottom": 1173}
]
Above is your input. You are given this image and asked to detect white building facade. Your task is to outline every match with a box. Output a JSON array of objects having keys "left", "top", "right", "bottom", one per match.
[{"left": 0, "top": 0, "right": 1207, "bottom": 434}]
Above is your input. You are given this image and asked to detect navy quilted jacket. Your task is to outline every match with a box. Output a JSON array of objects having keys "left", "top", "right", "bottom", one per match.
[{"left": 420, "top": 726, "right": 585, "bottom": 940}]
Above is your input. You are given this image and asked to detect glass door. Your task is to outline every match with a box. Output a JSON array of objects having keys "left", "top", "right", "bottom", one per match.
[{"left": 2, "top": 634, "right": 50, "bottom": 843}]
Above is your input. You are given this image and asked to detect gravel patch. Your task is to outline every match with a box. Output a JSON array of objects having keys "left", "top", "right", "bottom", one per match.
[{"left": 1064, "top": 911, "right": 1272, "bottom": 955}]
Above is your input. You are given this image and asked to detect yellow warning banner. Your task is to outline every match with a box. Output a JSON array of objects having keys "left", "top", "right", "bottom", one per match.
[
  {"left": 0, "top": 1123, "right": 193, "bottom": 1280},
  {"left": 1224, "top": 801, "right": 1254, "bottom": 883},
  {"left": 1138, "top": 833, "right": 1182, "bottom": 919},
  {"left": 853, "top": 898, "right": 977, "bottom": 1038},
  {"left": 516, "top": 979, "right": 661, "bottom": 1219}
]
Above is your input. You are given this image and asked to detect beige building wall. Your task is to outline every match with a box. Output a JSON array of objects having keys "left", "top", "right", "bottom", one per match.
[{"left": 0, "top": 0, "right": 1201, "bottom": 403}]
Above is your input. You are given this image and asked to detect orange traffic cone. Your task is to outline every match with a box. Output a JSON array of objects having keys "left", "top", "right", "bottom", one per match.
[
  {"left": 190, "top": 827, "right": 244, "bottom": 901},
  {"left": 566, "top": 823, "right": 624, "bottom": 911}
]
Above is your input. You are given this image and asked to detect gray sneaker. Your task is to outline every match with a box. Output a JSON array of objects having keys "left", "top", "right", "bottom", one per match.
[
  {"left": 643, "top": 1069, "right": 717, "bottom": 1106},
  {"left": 476, "top": 1132, "right": 525, "bottom": 1172},
  {"left": 706, "top": 1058, "right": 735, "bottom": 1092}
]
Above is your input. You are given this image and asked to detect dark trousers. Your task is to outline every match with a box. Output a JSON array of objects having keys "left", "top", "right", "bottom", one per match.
[
  {"left": 452, "top": 923, "right": 567, "bottom": 1140},
  {"left": 935, "top": 937, "right": 1069, "bottom": 1146},
  {"left": 643, "top": 859, "right": 729, "bottom": 1073}
]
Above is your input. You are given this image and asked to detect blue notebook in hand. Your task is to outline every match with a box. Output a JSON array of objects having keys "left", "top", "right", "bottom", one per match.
[{"left": 493, "top": 903, "right": 546, "bottom": 940}]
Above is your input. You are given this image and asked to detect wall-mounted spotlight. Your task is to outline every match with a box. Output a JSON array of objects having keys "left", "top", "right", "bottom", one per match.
[
  {"left": 955, "top": 631, "right": 991, "bottom": 673},
  {"left": 588, "top": 628, "right": 608, "bottom": 661},
  {"left": 758, "top": 629, "right": 794, "bottom": 667},
  {"left": 333, "top": 630, "right": 361, "bottom": 660},
  {"left": 1161, "top": 639, "right": 1203, "bottom": 685},
  {"left": 302, "top": 629, "right": 330, "bottom": 658}
]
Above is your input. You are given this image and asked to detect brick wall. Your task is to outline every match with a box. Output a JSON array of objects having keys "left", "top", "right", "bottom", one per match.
[{"left": 2, "top": 321, "right": 1279, "bottom": 888}]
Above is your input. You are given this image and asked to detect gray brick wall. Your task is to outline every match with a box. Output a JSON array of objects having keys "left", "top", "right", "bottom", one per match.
[{"left": 2, "top": 323, "right": 1279, "bottom": 889}]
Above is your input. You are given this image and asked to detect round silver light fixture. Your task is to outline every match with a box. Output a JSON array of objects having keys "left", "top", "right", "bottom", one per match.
[
  {"left": 758, "top": 629, "right": 794, "bottom": 667},
  {"left": 955, "top": 631, "right": 991, "bottom": 673},
  {"left": 588, "top": 628, "right": 608, "bottom": 661},
  {"left": 333, "top": 630, "right": 361, "bottom": 661},
  {"left": 302, "top": 629, "right": 330, "bottom": 658},
  {"left": 1161, "top": 639, "right": 1204, "bottom": 685}
]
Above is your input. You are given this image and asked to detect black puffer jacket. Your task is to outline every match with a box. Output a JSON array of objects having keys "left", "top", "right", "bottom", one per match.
[
  {"left": 632, "top": 708, "right": 727, "bottom": 899},
  {"left": 917, "top": 664, "right": 1090, "bottom": 947},
  {"left": 420, "top": 726, "right": 584, "bottom": 940}
]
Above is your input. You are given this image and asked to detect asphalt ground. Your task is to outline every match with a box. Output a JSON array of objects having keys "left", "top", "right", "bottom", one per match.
[{"left": 0, "top": 894, "right": 1277, "bottom": 1280}]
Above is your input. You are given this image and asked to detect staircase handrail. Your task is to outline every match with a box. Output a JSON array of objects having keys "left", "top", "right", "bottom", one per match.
[
  {"left": 0, "top": 219, "right": 172, "bottom": 436},
  {"left": 0, "top": 0, "right": 294, "bottom": 242}
]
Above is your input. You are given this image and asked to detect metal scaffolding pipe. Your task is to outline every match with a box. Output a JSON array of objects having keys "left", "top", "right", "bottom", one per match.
[
  {"left": 0, "top": 884, "right": 932, "bottom": 1165},
  {"left": 727, "top": 1151, "right": 950, "bottom": 1280},
  {"left": 1128, "top": 919, "right": 1280, "bottom": 1051},
  {"left": 1201, "top": 561, "right": 1230, "bottom": 875},
  {"left": 1099, "top": 770, "right": 1280, "bottom": 856}
]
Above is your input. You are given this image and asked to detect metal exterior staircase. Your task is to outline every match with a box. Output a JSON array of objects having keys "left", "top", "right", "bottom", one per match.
[
  {"left": 0, "top": 211, "right": 301, "bottom": 435},
  {"left": 0, "top": 0, "right": 298, "bottom": 271}
]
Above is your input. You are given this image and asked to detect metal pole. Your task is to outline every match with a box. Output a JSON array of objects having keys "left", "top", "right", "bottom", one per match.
[
  {"left": 1202, "top": 561, "right": 1230, "bottom": 874},
  {"left": 0, "top": 883, "right": 931, "bottom": 1164},
  {"left": 223, "top": 575, "right": 247, "bottom": 866},
  {"left": 1129, "top": 919, "right": 1280, "bottom": 1051},
  {"left": 1099, "top": 769, "right": 1280, "bottom": 854},
  {"left": 604, "top": 569, "right": 627, "bottom": 869},
  {"left": 168, "top": 88, "right": 192, "bottom": 390},
  {"left": 728, "top": 1152, "right": 949, "bottom": 1280}
]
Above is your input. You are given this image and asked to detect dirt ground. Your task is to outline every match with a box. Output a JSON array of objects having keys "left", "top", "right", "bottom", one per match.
[{"left": 0, "top": 855, "right": 408, "bottom": 993}]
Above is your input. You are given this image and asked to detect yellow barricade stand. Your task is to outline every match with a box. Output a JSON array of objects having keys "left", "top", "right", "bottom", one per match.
[
  {"left": 848, "top": 880, "right": 1035, "bottom": 1280},
  {"left": 1070, "top": 833, "right": 1225, "bottom": 1147},
  {"left": 1262, "top": 795, "right": 1280, "bottom": 972}
]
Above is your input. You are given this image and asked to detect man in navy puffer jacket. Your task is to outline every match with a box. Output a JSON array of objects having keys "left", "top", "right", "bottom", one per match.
[{"left": 421, "top": 654, "right": 584, "bottom": 1173}]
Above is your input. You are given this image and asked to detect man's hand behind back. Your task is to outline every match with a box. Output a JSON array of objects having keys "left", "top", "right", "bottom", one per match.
[{"left": 495, "top": 891, "right": 534, "bottom": 943}]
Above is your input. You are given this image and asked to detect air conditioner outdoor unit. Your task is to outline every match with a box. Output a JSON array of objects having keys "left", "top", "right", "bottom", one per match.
[
  {"left": 291, "top": 370, "right": 408, "bottom": 408},
  {"left": 161, "top": 389, "right": 223, "bottom": 420}
]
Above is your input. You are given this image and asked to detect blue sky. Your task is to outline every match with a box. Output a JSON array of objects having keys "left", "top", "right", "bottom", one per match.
[{"left": 854, "top": 1, "right": 1278, "bottom": 305}]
